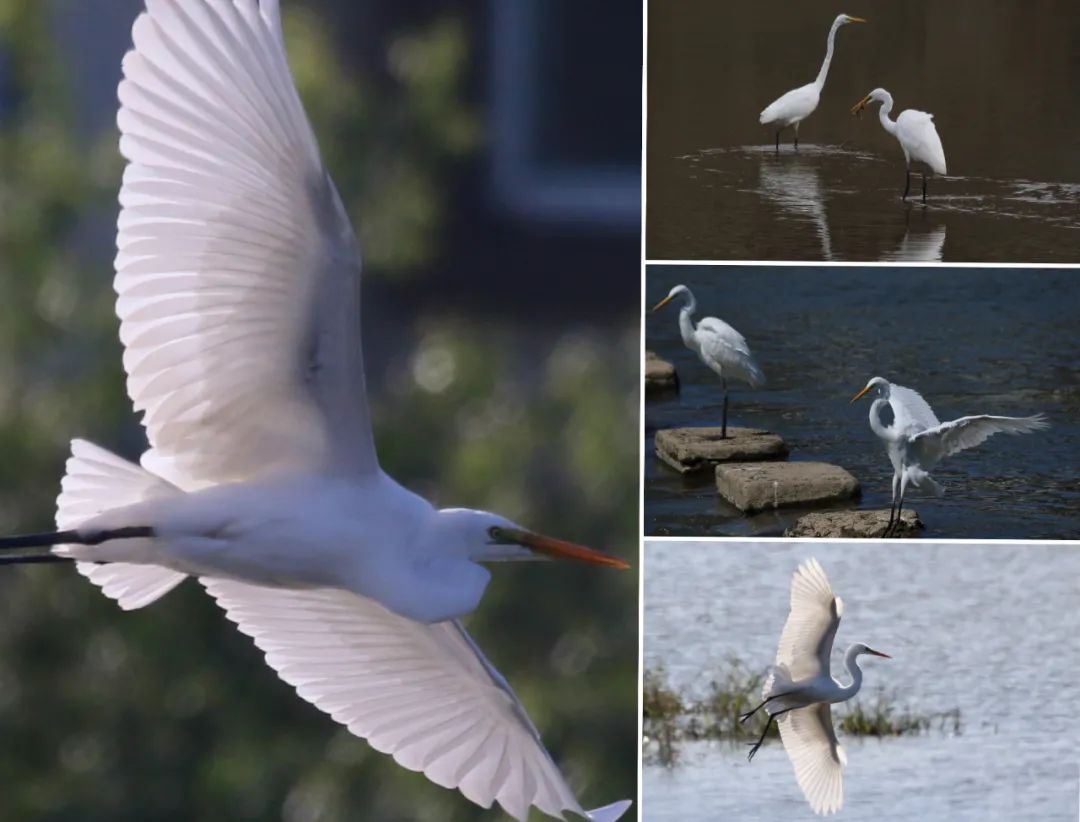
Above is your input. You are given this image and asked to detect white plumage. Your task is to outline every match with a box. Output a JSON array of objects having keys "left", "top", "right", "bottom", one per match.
[
  {"left": 15, "top": 1, "right": 636, "bottom": 819},
  {"left": 851, "top": 377, "right": 1049, "bottom": 535},
  {"left": 759, "top": 14, "right": 866, "bottom": 152},
  {"left": 742, "top": 558, "right": 890, "bottom": 816},
  {"left": 852, "top": 88, "right": 947, "bottom": 201}
]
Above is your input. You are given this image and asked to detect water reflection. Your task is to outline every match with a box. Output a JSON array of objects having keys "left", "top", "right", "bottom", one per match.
[
  {"left": 884, "top": 212, "right": 947, "bottom": 262},
  {"left": 757, "top": 158, "right": 833, "bottom": 260}
]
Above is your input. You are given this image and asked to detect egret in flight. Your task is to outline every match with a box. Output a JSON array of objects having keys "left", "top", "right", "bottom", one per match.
[
  {"left": 851, "top": 89, "right": 947, "bottom": 202},
  {"left": 651, "top": 285, "right": 764, "bottom": 438},
  {"left": 741, "top": 558, "right": 890, "bottom": 815},
  {"left": 851, "top": 377, "right": 1049, "bottom": 537},
  {"left": 759, "top": 14, "right": 867, "bottom": 153},
  {"left": 0, "top": 2, "right": 631, "bottom": 820}
]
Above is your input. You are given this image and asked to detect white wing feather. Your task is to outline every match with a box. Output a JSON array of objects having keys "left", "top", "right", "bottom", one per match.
[
  {"left": 887, "top": 383, "right": 941, "bottom": 435},
  {"left": 778, "top": 703, "right": 845, "bottom": 816},
  {"left": 760, "top": 84, "right": 820, "bottom": 127},
  {"left": 911, "top": 413, "right": 1049, "bottom": 465},
  {"left": 694, "top": 318, "right": 766, "bottom": 387},
  {"left": 201, "top": 579, "right": 625, "bottom": 822},
  {"left": 116, "top": 0, "right": 377, "bottom": 487},
  {"left": 774, "top": 558, "right": 841, "bottom": 681},
  {"left": 896, "top": 109, "right": 947, "bottom": 175}
]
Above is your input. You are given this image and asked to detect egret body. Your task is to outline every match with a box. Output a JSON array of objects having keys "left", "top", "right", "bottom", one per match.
[
  {"left": 851, "top": 377, "right": 1048, "bottom": 536},
  {"left": 651, "top": 285, "right": 764, "bottom": 438},
  {"left": 741, "top": 558, "right": 890, "bottom": 815},
  {"left": 0, "top": 2, "right": 632, "bottom": 820},
  {"left": 852, "top": 88, "right": 947, "bottom": 202},
  {"left": 759, "top": 14, "right": 867, "bottom": 153}
]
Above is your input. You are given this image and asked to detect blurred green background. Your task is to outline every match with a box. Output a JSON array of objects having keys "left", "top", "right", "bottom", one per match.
[{"left": 0, "top": 0, "right": 640, "bottom": 819}]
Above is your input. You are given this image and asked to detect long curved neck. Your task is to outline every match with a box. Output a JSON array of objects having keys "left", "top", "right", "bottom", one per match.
[
  {"left": 868, "top": 397, "right": 897, "bottom": 441},
  {"left": 837, "top": 645, "right": 865, "bottom": 698},
  {"left": 814, "top": 21, "right": 841, "bottom": 90},
  {"left": 677, "top": 294, "right": 697, "bottom": 349},
  {"left": 877, "top": 94, "right": 898, "bottom": 136}
]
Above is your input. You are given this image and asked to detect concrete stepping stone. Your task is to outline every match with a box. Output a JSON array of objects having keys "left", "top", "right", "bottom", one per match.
[
  {"left": 715, "top": 461, "right": 859, "bottom": 513},
  {"left": 655, "top": 427, "right": 788, "bottom": 474},
  {"left": 784, "top": 509, "right": 923, "bottom": 539},
  {"left": 645, "top": 351, "right": 679, "bottom": 396}
]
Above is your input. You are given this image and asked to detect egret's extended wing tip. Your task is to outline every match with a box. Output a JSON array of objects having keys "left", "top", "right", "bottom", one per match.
[{"left": 585, "top": 799, "right": 633, "bottom": 822}]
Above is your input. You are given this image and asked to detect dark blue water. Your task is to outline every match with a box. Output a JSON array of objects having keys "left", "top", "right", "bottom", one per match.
[{"left": 645, "top": 266, "right": 1080, "bottom": 539}]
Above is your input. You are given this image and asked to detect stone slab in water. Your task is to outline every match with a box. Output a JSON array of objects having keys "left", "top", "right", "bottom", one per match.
[
  {"left": 645, "top": 351, "right": 679, "bottom": 396},
  {"left": 784, "top": 509, "right": 923, "bottom": 539},
  {"left": 655, "top": 427, "right": 788, "bottom": 474},
  {"left": 715, "top": 461, "right": 860, "bottom": 513}
]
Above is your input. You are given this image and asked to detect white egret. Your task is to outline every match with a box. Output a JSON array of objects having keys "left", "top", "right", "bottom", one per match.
[
  {"left": 851, "top": 89, "right": 947, "bottom": 202},
  {"left": 759, "top": 14, "right": 867, "bottom": 153},
  {"left": 651, "top": 285, "right": 764, "bottom": 438},
  {"left": 850, "top": 377, "right": 1049, "bottom": 537},
  {"left": 0, "top": 2, "right": 632, "bottom": 820},
  {"left": 740, "top": 558, "right": 890, "bottom": 816}
]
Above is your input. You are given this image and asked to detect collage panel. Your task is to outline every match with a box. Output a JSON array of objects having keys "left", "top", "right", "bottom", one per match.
[
  {"left": 642, "top": 540, "right": 1080, "bottom": 820},
  {"left": 646, "top": 0, "right": 1080, "bottom": 263},
  {"left": 645, "top": 264, "right": 1079, "bottom": 540}
]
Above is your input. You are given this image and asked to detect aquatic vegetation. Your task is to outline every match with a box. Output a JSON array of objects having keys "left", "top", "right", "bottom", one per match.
[{"left": 642, "top": 664, "right": 961, "bottom": 767}]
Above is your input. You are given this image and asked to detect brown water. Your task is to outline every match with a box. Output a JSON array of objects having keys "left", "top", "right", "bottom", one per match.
[{"left": 646, "top": 0, "right": 1080, "bottom": 262}]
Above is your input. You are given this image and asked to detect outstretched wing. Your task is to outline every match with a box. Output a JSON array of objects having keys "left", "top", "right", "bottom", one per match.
[
  {"left": 775, "top": 558, "right": 842, "bottom": 681},
  {"left": 116, "top": 0, "right": 377, "bottom": 487},
  {"left": 887, "top": 383, "right": 941, "bottom": 436},
  {"left": 911, "top": 413, "right": 1049, "bottom": 466},
  {"left": 778, "top": 703, "right": 846, "bottom": 815},
  {"left": 201, "top": 580, "right": 627, "bottom": 822},
  {"left": 695, "top": 317, "right": 765, "bottom": 387}
]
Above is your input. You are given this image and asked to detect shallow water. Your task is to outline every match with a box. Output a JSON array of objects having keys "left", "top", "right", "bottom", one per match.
[
  {"left": 643, "top": 541, "right": 1080, "bottom": 821},
  {"left": 645, "top": 266, "right": 1080, "bottom": 539},
  {"left": 647, "top": 0, "right": 1080, "bottom": 262}
]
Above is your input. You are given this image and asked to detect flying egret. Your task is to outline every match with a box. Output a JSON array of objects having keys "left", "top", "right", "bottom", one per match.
[
  {"left": 851, "top": 377, "right": 1049, "bottom": 537},
  {"left": 740, "top": 558, "right": 890, "bottom": 816},
  {"left": 0, "top": 2, "right": 632, "bottom": 820},
  {"left": 651, "top": 285, "right": 764, "bottom": 438},
  {"left": 851, "top": 89, "right": 947, "bottom": 202},
  {"left": 759, "top": 14, "right": 867, "bottom": 153}
]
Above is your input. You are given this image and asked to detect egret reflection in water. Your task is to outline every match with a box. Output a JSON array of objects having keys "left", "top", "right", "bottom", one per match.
[
  {"left": 757, "top": 157, "right": 833, "bottom": 260},
  {"left": 885, "top": 214, "right": 947, "bottom": 262}
]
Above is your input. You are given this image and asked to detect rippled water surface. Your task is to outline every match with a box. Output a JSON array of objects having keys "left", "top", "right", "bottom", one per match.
[
  {"left": 647, "top": 1, "right": 1080, "bottom": 262},
  {"left": 645, "top": 266, "right": 1080, "bottom": 539},
  {"left": 643, "top": 542, "right": 1080, "bottom": 821}
]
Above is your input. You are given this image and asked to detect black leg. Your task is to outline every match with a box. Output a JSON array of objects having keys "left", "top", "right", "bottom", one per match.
[
  {"left": 794, "top": 133, "right": 799, "bottom": 151},
  {"left": 721, "top": 378, "right": 729, "bottom": 439},
  {"left": 922, "top": 173, "right": 928, "bottom": 203},
  {"left": 903, "top": 169, "right": 911, "bottom": 201},
  {"left": 887, "top": 479, "right": 907, "bottom": 538},
  {"left": 740, "top": 691, "right": 794, "bottom": 723},
  {"left": 747, "top": 708, "right": 793, "bottom": 762},
  {"left": 775, "top": 131, "right": 780, "bottom": 154}
]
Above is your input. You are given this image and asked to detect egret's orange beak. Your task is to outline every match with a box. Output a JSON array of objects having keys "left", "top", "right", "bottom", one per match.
[
  {"left": 867, "top": 648, "right": 891, "bottom": 659},
  {"left": 847, "top": 16, "right": 868, "bottom": 24},
  {"left": 850, "top": 384, "right": 873, "bottom": 403},
  {"left": 851, "top": 95, "right": 872, "bottom": 116},
  {"left": 651, "top": 294, "right": 676, "bottom": 313},
  {"left": 501, "top": 528, "right": 630, "bottom": 569}
]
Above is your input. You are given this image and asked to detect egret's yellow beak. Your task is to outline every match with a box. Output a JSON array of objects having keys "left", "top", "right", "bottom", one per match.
[
  {"left": 847, "top": 16, "right": 867, "bottom": 24},
  {"left": 867, "top": 648, "right": 891, "bottom": 659},
  {"left": 651, "top": 294, "right": 676, "bottom": 313},
  {"left": 850, "top": 384, "right": 873, "bottom": 403},
  {"left": 495, "top": 527, "right": 630, "bottom": 569},
  {"left": 851, "top": 95, "right": 872, "bottom": 116}
]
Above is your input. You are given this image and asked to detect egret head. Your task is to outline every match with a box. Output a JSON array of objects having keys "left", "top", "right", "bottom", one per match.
[
  {"left": 851, "top": 87, "right": 890, "bottom": 116},
  {"left": 836, "top": 13, "right": 867, "bottom": 27},
  {"left": 850, "top": 376, "right": 890, "bottom": 404},
  {"left": 651, "top": 284, "right": 691, "bottom": 313},
  {"left": 437, "top": 509, "right": 630, "bottom": 569},
  {"left": 852, "top": 642, "right": 891, "bottom": 660}
]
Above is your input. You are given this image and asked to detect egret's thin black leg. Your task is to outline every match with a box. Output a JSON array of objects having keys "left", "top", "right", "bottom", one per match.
[
  {"left": 740, "top": 691, "right": 795, "bottom": 723},
  {"left": 775, "top": 131, "right": 780, "bottom": 154},
  {"left": 0, "top": 526, "right": 153, "bottom": 551},
  {"left": 902, "top": 169, "right": 911, "bottom": 201},
  {"left": 0, "top": 555, "right": 74, "bottom": 566},
  {"left": 922, "top": 173, "right": 928, "bottom": 203},
  {"left": 794, "top": 133, "right": 799, "bottom": 151},
  {"left": 747, "top": 708, "right": 793, "bottom": 762},
  {"left": 720, "top": 377, "right": 730, "bottom": 439},
  {"left": 886, "top": 479, "right": 907, "bottom": 538}
]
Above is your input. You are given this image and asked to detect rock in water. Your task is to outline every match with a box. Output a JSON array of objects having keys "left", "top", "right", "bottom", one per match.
[
  {"left": 785, "top": 509, "right": 923, "bottom": 538},
  {"left": 715, "top": 461, "right": 860, "bottom": 513},
  {"left": 655, "top": 427, "right": 788, "bottom": 474},
  {"left": 645, "top": 351, "right": 679, "bottom": 396}
]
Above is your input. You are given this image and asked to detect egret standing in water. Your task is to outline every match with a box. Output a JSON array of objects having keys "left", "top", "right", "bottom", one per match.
[
  {"left": 0, "top": 2, "right": 632, "bottom": 820},
  {"left": 851, "top": 377, "right": 1049, "bottom": 537},
  {"left": 741, "top": 558, "right": 890, "bottom": 816},
  {"left": 651, "top": 285, "right": 764, "bottom": 439},
  {"left": 852, "top": 88, "right": 947, "bottom": 202},
  {"left": 759, "top": 14, "right": 867, "bottom": 153}
]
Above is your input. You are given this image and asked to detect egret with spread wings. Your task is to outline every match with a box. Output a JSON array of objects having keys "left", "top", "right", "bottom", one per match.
[
  {"left": 652, "top": 284, "right": 765, "bottom": 438},
  {"left": 759, "top": 14, "right": 866, "bottom": 153},
  {"left": 740, "top": 558, "right": 890, "bottom": 816},
  {"left": 851, "top": 88, "right": 947, "bottom": 202},
  {"left": 0, "top": 2, "right": 632, "bottom": 820},
  {"left": 851, "top": 377, "right": 1049, "bottom": 537}
]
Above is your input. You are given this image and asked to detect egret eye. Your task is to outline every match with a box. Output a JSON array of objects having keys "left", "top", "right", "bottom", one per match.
[{"left": 487, "top": 526, "right": 505, "bottom": 542}]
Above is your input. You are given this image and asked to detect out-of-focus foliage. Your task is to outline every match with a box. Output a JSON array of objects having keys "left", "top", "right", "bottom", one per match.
[{"left": 0, "top": 1, "right": 637, "bottom": 819}]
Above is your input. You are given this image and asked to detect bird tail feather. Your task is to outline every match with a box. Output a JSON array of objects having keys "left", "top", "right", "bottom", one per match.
[{"left": 55, "top": 439, "right": 186, "bottom": 610}]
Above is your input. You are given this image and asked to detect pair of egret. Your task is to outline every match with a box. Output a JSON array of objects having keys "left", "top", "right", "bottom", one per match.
[
  {"left": 760, "top": 14, "right": 948, "bottom": 202},
  {"left": 0, "top": 2, "right": 631, "bottom": 820},
  {"left": 653, "top": 287, "right": 1049, "bottom": 532}
]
